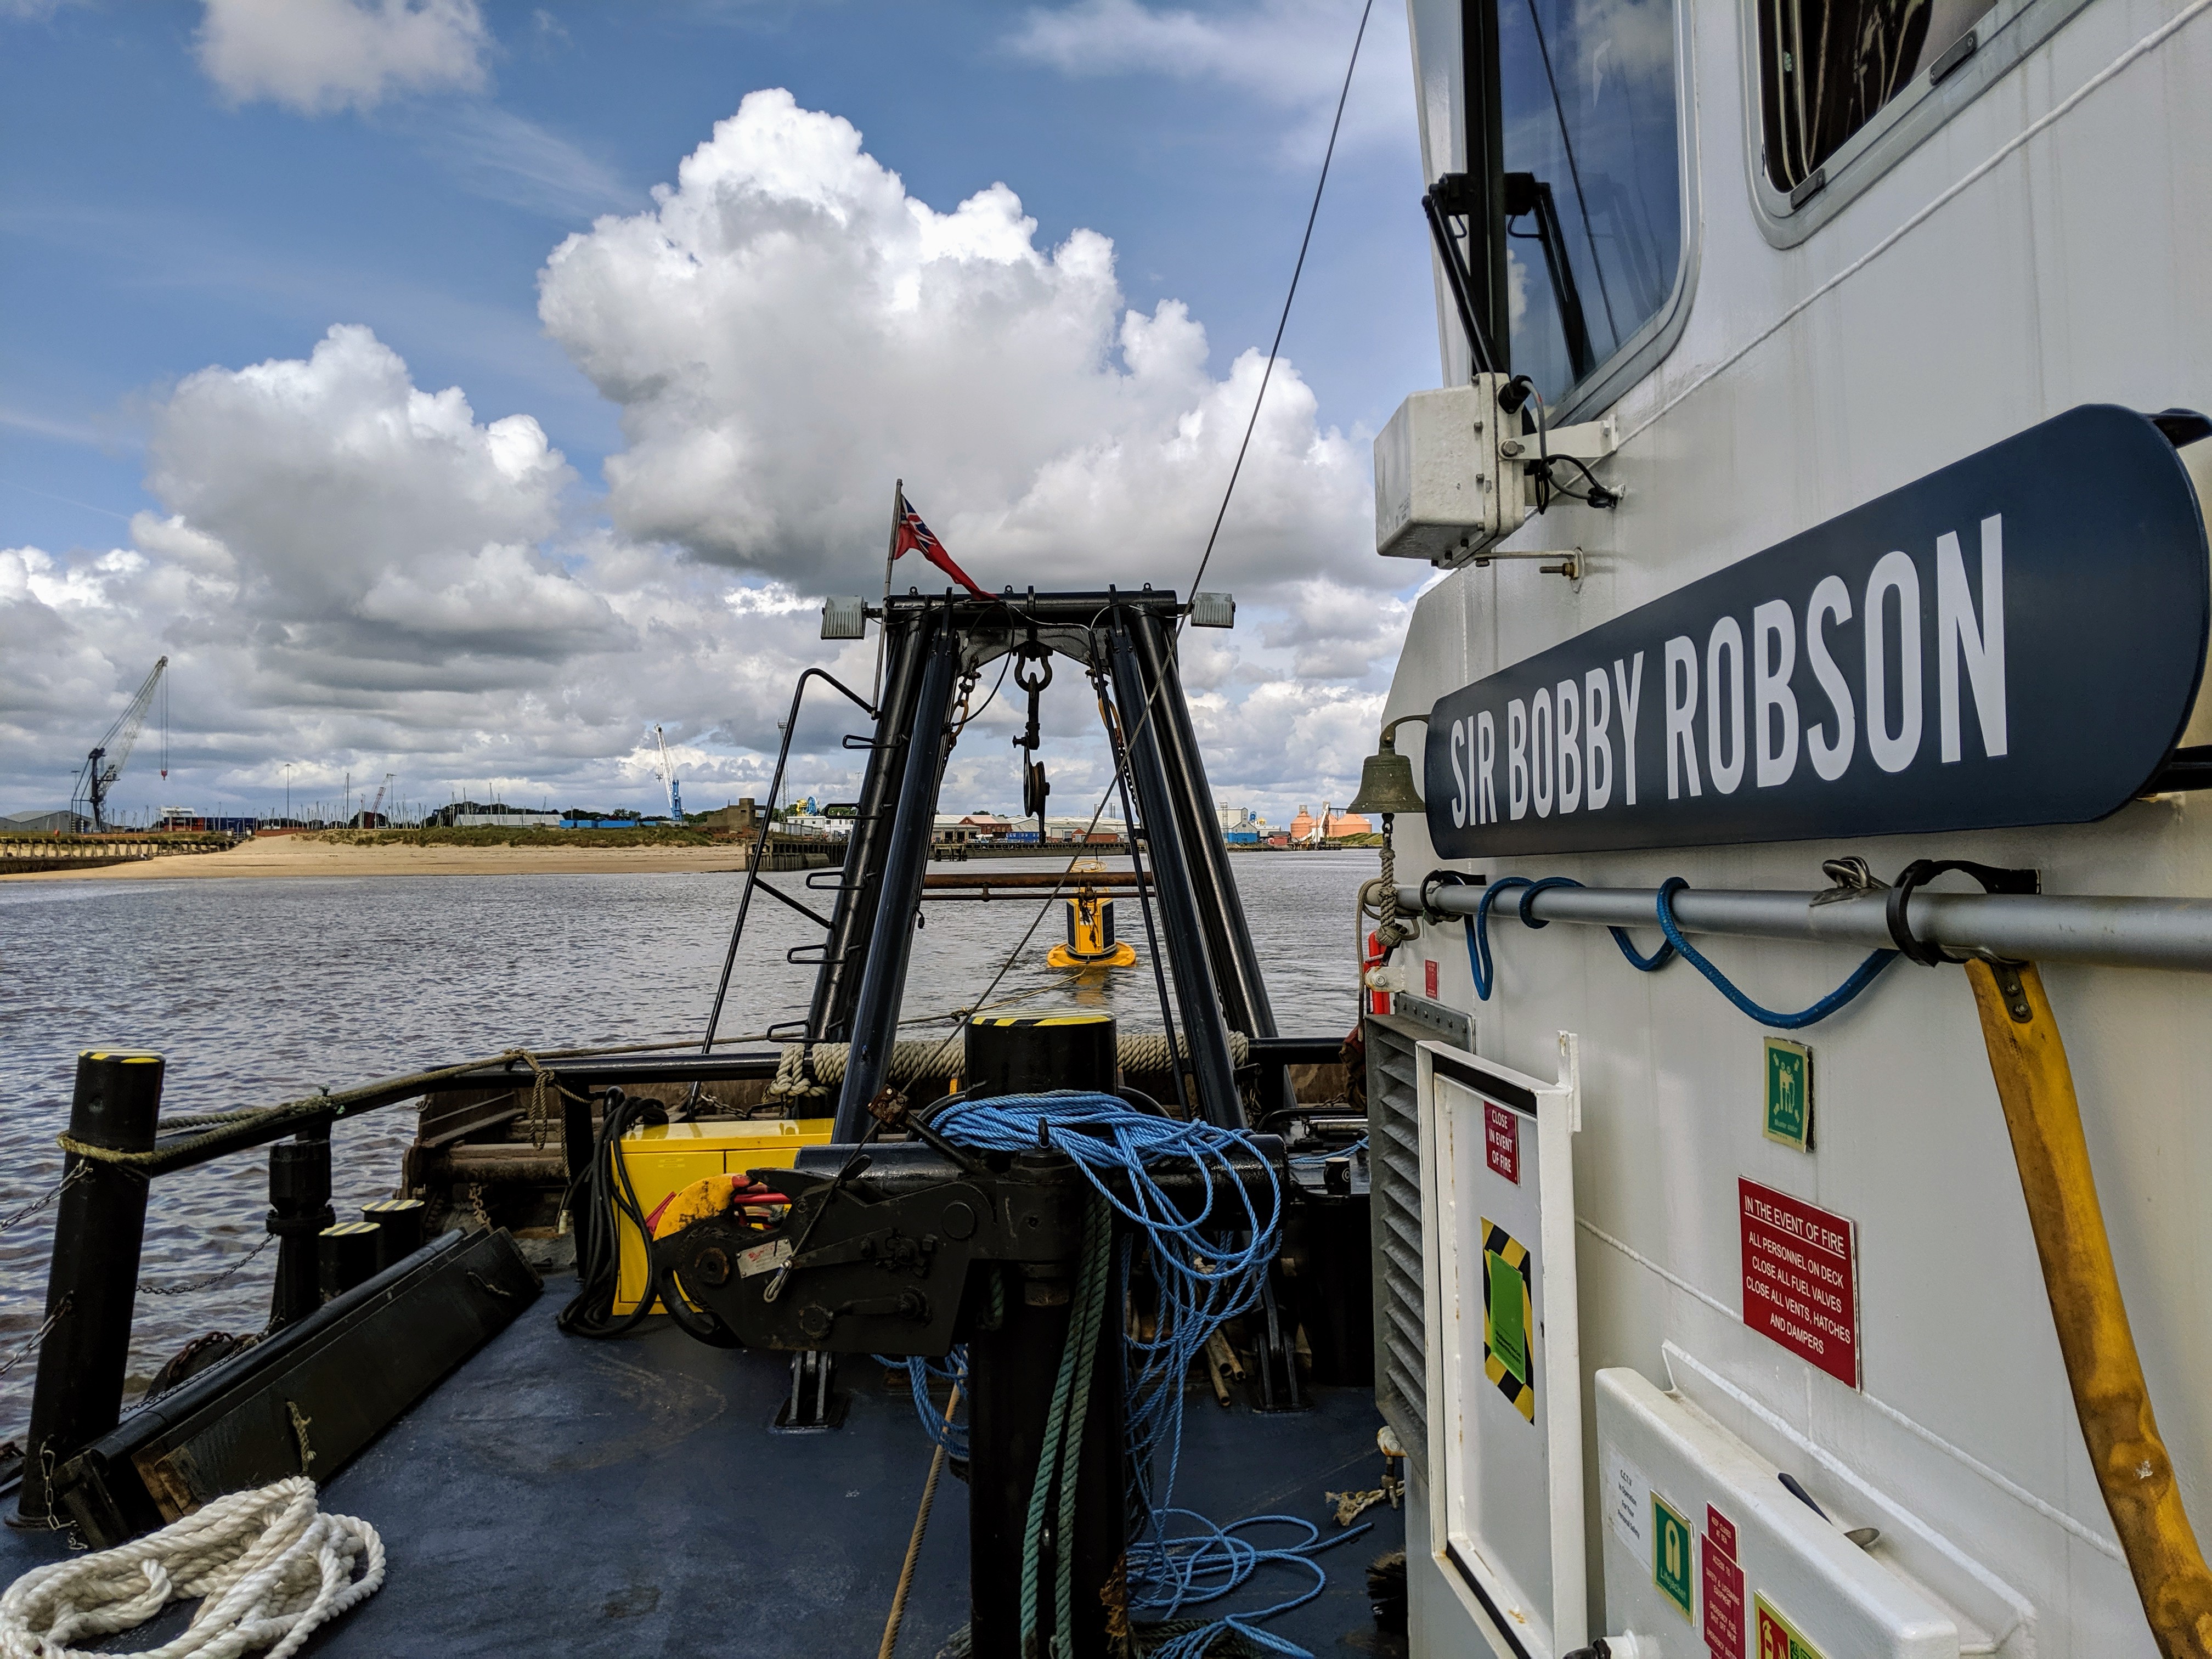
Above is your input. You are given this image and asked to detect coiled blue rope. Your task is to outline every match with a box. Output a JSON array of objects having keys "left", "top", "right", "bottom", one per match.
[
  {"left": 1456, "top": 874, "right": 1899, "bottom": 1029},
  {"left": 922, "top": 1091, "right": 1358, "bottom": 1657},
  {"left": 1128, "top": 1511, "right": 1366, "bottom": 1659}
]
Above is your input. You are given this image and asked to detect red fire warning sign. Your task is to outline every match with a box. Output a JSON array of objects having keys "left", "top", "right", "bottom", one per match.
[
  {"left": 1484, "top": 1101, "right": 1519, "bottom": 1184},
  {"left": 1702, "top": 1505, "right": 1745, "bottom": 1657},
  {"left": 1738, "top": 1179, "right": 1859, "bottom": 1387}
]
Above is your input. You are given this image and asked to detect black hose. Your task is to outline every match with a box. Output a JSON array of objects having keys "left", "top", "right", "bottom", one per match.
[{"left": 557, "top": 1086, "right": 738, "bottom": 1344}]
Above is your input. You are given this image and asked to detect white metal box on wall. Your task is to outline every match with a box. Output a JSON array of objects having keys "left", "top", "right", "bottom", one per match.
[
  {"left": 1416, "top": 1033, "right": 1586, "bottom": 1657},
  {"left": 1375, "top": 383, "right": 1521, "bottom": 563},
  {"left": 1596, "top": 1367, "right": 1963, "bottom": 1658}
]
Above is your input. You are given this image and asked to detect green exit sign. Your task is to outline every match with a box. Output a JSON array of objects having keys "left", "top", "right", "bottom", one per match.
[
  {"left": 1763, "top": 1038, "right": 1814, "bottom": 1152},
  {"left": 1651, "top": 1491, "right": 1694, "bottom": 1620}
]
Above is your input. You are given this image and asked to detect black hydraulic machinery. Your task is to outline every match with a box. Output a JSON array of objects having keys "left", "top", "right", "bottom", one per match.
[
  {"left": 712, "top": 588, "right": 1290, "bottom": 1136},
  {"left": 691, "top": 586, "right": 1361, "bottom": 1431},
  {"left": 658, "top": 1013, "right": 1287, "bottom": 1659}
]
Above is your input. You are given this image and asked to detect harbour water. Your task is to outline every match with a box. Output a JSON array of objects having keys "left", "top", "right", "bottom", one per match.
[{"left": 0, "top": 851, "right": 1376, "bottom": 1433}]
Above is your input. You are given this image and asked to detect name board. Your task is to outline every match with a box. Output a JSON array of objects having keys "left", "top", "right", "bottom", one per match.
[{"left": 1424, "top": 406, "right": 2210, "bottom": 857}]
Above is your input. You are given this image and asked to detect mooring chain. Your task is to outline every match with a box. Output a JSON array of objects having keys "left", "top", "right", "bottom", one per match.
[
  {"left": 0, "top": 1296, "right": 72, "bottom": 1383},
  {"left": 0, "top": 1165, "right": 86, "bottom": 1234},
  {"left": 137, "top": 1234, "right": 276, "bottom": 1297}
]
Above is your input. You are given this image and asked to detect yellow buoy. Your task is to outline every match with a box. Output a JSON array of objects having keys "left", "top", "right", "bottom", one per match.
[{"left": 1046, "top": 874, "right": 1137, "bottom": 969}]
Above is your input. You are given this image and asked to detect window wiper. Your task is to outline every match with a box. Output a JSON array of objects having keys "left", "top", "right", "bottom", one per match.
[
  {"left": 1423, "top": 174, "right": 1504, "bottom": 377},
  {"left": 1505, "top": 171, "right": 1596, "bottom": 384}
]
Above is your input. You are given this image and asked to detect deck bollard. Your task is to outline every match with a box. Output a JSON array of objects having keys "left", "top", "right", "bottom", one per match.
[
  {"left": 15, "top": 1051, "right": 164, "bottom": 1527},
  {"left": 317, "top": 1221, "right": 381, "bottom": 1301},
  {"left": 361, "top": 1197, "right": 426, "bottom": 1269},
  {"left": 266, "top": 1124, "right": 334, "bottom": 1328}
]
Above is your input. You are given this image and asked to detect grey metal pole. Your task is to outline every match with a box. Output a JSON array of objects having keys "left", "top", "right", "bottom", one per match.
[
  {"left": 1130, "top": 612, "right": 1279, "bottom": 1034},
  {"left": 1107, "top": 610, "right": 1242, "bottom": 1127},
  {"left": 1130, "top": 611, "right": 1291, "bottom": 1117},
  {"left": 809, "top": 611, "right": 931, "bottom": 1045},
  {"left": 1392, "top": 881, "right": 2212, "bottom": 974},
  {"left": 835, "top": 614, "right": 958, "bottom": 1136},
  {"left": 18, "top": 1051, "right": 163, "bottom": 1526}
]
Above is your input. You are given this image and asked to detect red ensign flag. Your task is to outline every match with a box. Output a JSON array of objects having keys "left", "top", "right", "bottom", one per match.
[{"left": 891, "top": 496, "right": 990, "bottom": 597}]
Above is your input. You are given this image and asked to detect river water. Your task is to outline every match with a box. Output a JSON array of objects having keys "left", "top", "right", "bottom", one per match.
[{"left": 0, "top": 851, "right": 1375, "bottom": 1434}]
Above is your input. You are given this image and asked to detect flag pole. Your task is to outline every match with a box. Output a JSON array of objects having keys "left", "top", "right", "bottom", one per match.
[{"left": 873, "top": 478, "right": 902, "bottom": 708}]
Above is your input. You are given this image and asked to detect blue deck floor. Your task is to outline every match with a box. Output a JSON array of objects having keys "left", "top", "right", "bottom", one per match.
[{"left": 2, "top": 1277, "right": 1404, "bottom": 1657}]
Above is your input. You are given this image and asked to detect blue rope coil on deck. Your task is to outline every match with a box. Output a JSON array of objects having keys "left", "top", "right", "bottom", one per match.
[
  {"left": 904, "top": 1090, "right": 1365, "bottom": 1659},
  {"left": 1454, "top": 873, "right": 1900, "bottom": 1029}
]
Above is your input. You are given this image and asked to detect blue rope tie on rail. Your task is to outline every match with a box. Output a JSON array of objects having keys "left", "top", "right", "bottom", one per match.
[
  {"left": 1652, "top": 877, "right": 1899, "bottom": 1030},
  {"left": 1460, "top": 874, "right": 1674, "bottom": 999},
  {"left": 1457, "top": 874, "right": 1899, "bottom": 1029}
]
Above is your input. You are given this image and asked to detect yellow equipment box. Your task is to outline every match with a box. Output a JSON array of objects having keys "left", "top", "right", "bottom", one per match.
[{"left": 613, "top": 1118, "right": 832, "bottom": 1315}]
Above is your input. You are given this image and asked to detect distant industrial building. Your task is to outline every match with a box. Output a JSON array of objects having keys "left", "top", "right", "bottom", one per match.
[
  {"left": 426, "top": 801, "right": 556, "bottom": 828},
  {"left": 1286, "top": 804, "right": 1371, "bottom": 844},
  {"left": 1216, "top": 806, "right": 1270, "bottom": 846},
  {"left": 695, "top": 800, "right": 762, "bottom": 835},
  {"left": 156, "top": 810, "right": 258, "bottom": 836},
  {"left": 934, "top": 814, "right": 1011, "bottom": 845},
  {"left": 2, "top": 810, "right": 89, "bottom": 834},
  {"left": 456, "top": 810, "right": 561, "bottom": 828}
]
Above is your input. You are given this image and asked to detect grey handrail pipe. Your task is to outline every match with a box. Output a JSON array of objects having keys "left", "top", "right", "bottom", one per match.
[{"left": 1392, "top": 882, "right": 2212, "bottom": 975}]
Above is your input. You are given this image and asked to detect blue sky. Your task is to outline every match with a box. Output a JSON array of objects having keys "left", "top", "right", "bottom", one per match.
[{"left": 2, "top": 0, "right": 1443, "bottom": 823}]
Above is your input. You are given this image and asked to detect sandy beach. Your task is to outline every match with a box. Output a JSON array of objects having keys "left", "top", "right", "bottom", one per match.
[{"left": 0, "top": 834, "right": 754, "bottom": 883}]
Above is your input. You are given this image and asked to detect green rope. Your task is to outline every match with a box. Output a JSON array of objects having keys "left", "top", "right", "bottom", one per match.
[
  {"left": 1055, "top": 1200, "right": 1114, "bottom": 1650},
  {"left": 1019, "top": 1194, "right": 1114, "bottom": 1655}
]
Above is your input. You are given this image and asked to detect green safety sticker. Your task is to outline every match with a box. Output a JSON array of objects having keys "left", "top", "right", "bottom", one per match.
[
  {"left": 1754, "top": 1592, "right": 1827, "bottom": 1659},
  {"left": 1480, "top": 1218, "right": 1534, "bottom": 1424},
  {"left": 1651, "top": 1492, "right": 1694, "bottom": 1620},
  {"left": 1763, "top": 1037, "right": 1814, "bottom": 1152}
]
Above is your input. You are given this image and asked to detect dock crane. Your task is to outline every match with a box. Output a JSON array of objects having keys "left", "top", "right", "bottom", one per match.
[
  {"left": 361, "top": 772, "right": 394, "bottom": 828},
  {"left": 71, "top": 657, "right": 167, "bottom": 833},
  {"left": 654, "top": 726, "right": 684, "bottom": 822}
]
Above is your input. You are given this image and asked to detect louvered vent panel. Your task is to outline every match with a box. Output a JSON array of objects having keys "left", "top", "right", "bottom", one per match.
[{"left": 1365, "top": 1014, "right": 1427, "bottom": 1468}]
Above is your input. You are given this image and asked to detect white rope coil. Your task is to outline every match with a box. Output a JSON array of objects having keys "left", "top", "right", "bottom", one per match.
[
  {"left": 0, "top": 1477, "right": 383, "bottom": 1659},
  {"left": 768, "top": 1032, "right": 1252, "bottom": 1097}
]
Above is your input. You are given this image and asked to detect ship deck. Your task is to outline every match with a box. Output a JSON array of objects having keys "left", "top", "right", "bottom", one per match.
[{"left": 0, "top": 1274, "right": 1404, "bottom": 1657}]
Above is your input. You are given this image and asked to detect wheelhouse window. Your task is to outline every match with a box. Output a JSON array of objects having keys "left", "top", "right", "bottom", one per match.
[
  {"left": 1757, "top": 0, "right": 1996, "bottom": 192},
  {"left": 1497, "top": 0, "right": 1684, "bottom": 404}
]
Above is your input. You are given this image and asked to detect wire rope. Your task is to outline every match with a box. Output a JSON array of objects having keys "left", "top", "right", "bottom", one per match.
[{"left": 1184, "top": 0, "right": 1376, "bottom": 608}]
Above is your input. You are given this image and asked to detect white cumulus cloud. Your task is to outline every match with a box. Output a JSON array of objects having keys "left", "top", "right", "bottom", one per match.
[
  {"left": 2, "top": 98, "right": 1406, "bottom": 829},
  {"left": 537, "top": 88, "right": 1376, "bottom": 601},
  {"left": 195, "top": 0, "right": 490, "bottom": 115},
  {"left": 144, "top": 324, "right": 591, "bottom": 662}
]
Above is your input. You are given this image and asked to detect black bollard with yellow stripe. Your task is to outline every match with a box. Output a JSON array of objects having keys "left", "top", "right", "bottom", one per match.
[
  {"left": 961, "top": 1013, "right": 1118, "bottom": 1099},
  {"left": 16, "top": 1050, "right": 163, "bottom": 1527}
]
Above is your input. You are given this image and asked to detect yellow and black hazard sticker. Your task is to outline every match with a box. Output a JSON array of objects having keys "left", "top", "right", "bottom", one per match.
[{"left": 1481, "top": 1218, "right": 1535, "bottom": 1423}]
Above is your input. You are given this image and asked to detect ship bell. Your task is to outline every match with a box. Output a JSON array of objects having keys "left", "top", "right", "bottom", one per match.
[{"left": 1348, "top": 720, "right": 1426, "bottom": 818}]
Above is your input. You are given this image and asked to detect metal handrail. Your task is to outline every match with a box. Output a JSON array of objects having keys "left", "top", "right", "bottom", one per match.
[{"left": 1395, "top": 879, "right": 2212, "bottom": 973}]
